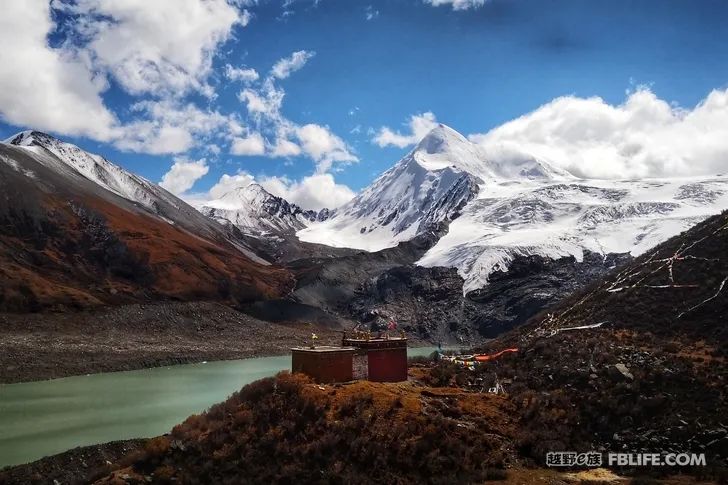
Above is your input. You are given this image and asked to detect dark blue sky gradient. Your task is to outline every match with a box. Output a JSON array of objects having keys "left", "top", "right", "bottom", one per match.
[{"left": 2, "top": 0, "right": 727, "bottom": 192}]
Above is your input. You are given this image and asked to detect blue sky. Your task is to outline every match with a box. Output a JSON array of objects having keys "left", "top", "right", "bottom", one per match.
[{"left": 2, "top": 0, "right": 728, "bottom": 208}]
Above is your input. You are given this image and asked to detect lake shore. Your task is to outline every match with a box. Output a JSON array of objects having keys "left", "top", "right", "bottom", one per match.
[
  {"left": 0, "top": 439, "right": 147, "bottom": 485},
  {"left": 0, "top": 301, "right": 351, "bottom": 384},
  {"left": 0, "top": 301, "right": 433, "bottom": 384}
]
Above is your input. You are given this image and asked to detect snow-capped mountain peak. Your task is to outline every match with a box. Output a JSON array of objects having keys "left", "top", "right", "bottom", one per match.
[
  {"left": 297, "top": 125, "right": 484, "bottom": 251},
  {"left": 211, "top": 183, "right": 273, "bottom": 210},
  {"left": 410, "top": 124, "right": 490, "bottom": 174},
  {"left": 414, "top": 124, "right": 470, "bottom": 156},
  {"left": 299, "top": 124, "right": 728, "bottom": 295},
  {"left": 297, "top": 124, "right": 575, "bottom": 252},
  {"left": 407, "top": 123, "right": 571, "bottom": 180},
  {"left": 201, "top": 184, "right": 329, "bottom": 236}
]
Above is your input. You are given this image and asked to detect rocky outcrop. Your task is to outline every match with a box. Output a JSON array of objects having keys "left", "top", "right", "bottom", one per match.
[
  {"left": 349, "top": 250, "right": 631, "bottom": 343},
  {"left": 288, "top": 224, "right": 448, "bottom": 315}
]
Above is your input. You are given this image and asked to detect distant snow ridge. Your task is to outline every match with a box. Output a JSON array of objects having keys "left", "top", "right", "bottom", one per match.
[
  {"left": 299, "top": 124, "right": 728, "bottom": 294},
  {"left": 6, "top": 131, "right": 183, "bottom": 214},
  {"left": 201, "top": 184, "right": 330, "bottom": 236}
]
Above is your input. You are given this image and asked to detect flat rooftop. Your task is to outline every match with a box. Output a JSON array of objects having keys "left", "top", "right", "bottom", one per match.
[
  {"left": 342, "top": 337, "right": 408, "bottom": 350},
  {"left": 343, "top": 337, "right": 407, "bottom": 343},
  {"left": 291, "top": 346, "right": 357, "bottom": 353}
]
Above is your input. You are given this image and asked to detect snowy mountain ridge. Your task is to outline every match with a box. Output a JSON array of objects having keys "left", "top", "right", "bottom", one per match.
[
  {"left": 6, "top": 131, "right": 185, "bottom": 215},
  {"left": 200, "top": 183, "right": 330, "bottom": 236},
  {"left": 297, "top": 125, "right": 494, "bottom": 250},
  {"left": 297, "top": 123, "right": 574, "bottom": 251},
  {"left": 298, "top": 124, "right": 728, "bottom": 294}
]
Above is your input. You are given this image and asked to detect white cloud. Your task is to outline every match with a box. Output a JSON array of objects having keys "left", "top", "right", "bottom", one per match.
[
  {"left": 0, "top": 0, "right": 117, "bottom": 140},
  {"left": 238, "top": 85, "right": 284, "bottom": 117},
  {"left": 260, "top": 173, "right": 355, "bottom": 210},
  {"left": 365, "top": 5, "right": 380, "bottom": 20},
  {"left": 65, "top": 0, "right": 245, "bottom": 96},
  {"left": 373, "top": 112, "right": 439, "bottom": 148},
  {"left": 424, "top": 0, "right": 486, "bottom": 10},
  {"left": 115, "top": 100, "right": 231, "bottom": 154},
  {"left": 231, "top": 132, "right": 266, "bottom": 155},
  {"left": 296, "top": 124, "right": 358, "bottom": 172},
  {"left": 270, "top": 138, "right": 302, "bottom": 157},
  {"left": 270, "top": 50, "right": 315, "bottom": 79},
  {"left": 470, "top": 87, "right": 728, "bottom": 179},
  {"left": 123, "top": 125, "right": 194, "bottom": 154},
  {"left": 224, "top": 64, "right": 259, "bottom": 83},
  {"left": 227, "top": 119, "right": 245, "bottom": 136},
  {"left": 159, "top": 157, "right": 209, "bottom": 195}
]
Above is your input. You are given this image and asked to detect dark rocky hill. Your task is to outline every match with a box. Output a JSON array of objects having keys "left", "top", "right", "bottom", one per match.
[
  {"left": 467, "top": 211, "right": 728, "bottom": 471},
  {"left": 519, "top": 210, "right": 728, "bottom": 344},
  {"left": 349, "top": 250, "right": 630, "bottom": 343}
]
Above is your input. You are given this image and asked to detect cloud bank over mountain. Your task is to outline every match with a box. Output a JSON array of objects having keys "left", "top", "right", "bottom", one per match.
[
  {"left": 375, "top": 87, "right": 728, "bottom": 179},
  {"left": 471, "top": 88, "right": 728, "bottom": 179}
]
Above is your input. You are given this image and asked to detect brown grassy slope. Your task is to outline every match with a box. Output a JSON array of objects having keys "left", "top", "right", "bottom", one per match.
[
  {"left": 82, "top": 196, "right": 292, "bottom": 302},
  {"left": 93, "top": 372, "right": 518, "bottom": 484},
  {"left": 0, "top": 146, "right": 293, "bottom": 312}
]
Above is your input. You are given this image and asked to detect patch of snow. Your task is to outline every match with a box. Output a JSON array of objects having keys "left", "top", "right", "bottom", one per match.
[{"left": 0, "top": 153, "right": 36, "bottom": 179}]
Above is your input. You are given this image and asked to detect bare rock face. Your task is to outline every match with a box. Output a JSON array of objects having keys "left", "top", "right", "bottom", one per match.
[
  {"left": 200, "top": 183, "right": 332, "bottom": 237},
  {"left": 468, "top": 251, "right": 631, "bottom": 336},
  {"left": 348, "top": 250, "right": 631, "bottom": 343}
]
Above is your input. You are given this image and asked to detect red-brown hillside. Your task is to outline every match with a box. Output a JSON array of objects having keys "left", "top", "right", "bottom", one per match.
[{"left": 0, "top": 137, "right": 293, "bottom": 312}]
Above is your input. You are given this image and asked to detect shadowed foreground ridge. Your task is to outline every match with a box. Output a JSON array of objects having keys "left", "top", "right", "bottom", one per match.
[
  {"left": 464, "top": 211, "right": 728, "bottom": 475},
  {"left": 522, "top": 209, "right": 728, "bottom": 343}
]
